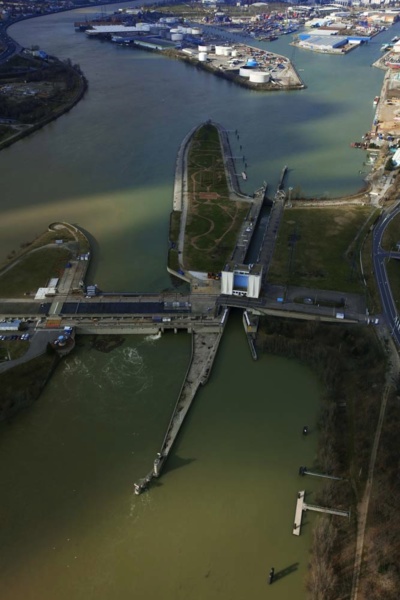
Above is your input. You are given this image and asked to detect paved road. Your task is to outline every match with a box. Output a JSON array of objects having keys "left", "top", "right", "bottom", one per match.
[
  {"left": 0, "top": 23, "right": 22, "bottom": 63},
  {"left": 372, "top": 202, "right": 400, "bottom": 345}
]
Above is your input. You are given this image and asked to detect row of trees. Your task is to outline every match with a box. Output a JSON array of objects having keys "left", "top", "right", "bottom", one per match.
[{"left": 257, "top": 317, "right": 387, "bottom": 599}]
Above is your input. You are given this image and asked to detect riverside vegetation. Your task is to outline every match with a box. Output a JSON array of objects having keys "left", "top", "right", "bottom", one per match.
[
  {"left": 257, "top": 317, "right": 391, "bottom": 600},
  {"left": 0, "top": 53, "right": 87, "bottom": 148}
]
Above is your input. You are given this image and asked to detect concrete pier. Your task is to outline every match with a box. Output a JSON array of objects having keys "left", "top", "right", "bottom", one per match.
[
  {"left": 293, "top": 490, "right": 350, "bottom": 536},
  {"left": 293, "top": 490, "right": 305, "bottom": 536},
  {"left": 134, "top": 330, "right": 223, "bottom": 494},
  {"left": 299, "top": 466, "right": 343, "bottom": 481}
]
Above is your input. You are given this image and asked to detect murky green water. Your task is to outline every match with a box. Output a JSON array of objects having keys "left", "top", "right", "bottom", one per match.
[{"left": 0, "top": 316, "right": 321, "bottom": 599}]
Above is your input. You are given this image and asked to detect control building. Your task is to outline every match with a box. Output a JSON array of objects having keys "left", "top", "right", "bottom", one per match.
[{"left": 220, "top": 262, "right": 262, "bottom": 299}]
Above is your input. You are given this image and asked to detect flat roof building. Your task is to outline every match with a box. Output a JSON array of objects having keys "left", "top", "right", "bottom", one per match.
[{"left": 221, "top": 262, "right": 263, "bottom": 299}]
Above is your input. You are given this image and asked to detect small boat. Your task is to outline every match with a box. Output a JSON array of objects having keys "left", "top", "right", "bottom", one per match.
[
  {"left": 373, "top": 96, "right": 380, "bottom": 107},
  {"left": 242, "top": 171, "right": 247, "bottom": 180},
  {"left": 391, "top": 36, "right": 399, "bottom": 43}
]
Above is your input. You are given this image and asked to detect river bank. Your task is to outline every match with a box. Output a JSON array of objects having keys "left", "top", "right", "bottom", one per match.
[
  {"left": 0, "top": 55, "right": 88, "bottom": 151},
  {"left": 257, "top": 316, "right": 387, "bottom": 600}
]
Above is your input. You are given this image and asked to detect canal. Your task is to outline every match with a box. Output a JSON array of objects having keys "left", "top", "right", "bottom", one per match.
[{"left": 0, "top": 7, "right": 396, "bottom": 599}]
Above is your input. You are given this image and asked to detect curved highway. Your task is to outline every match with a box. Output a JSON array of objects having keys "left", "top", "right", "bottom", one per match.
[{"left": 372, "top": 202, "right": 400, "bottom": 345}]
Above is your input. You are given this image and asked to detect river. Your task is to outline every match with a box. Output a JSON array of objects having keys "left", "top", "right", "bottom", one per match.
[{"left": 0, "top": 7, "right": 395, "bottom": 599}]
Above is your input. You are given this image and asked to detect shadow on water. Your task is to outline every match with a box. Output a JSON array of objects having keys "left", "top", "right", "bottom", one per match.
[
  {"left": 272, "top": 562, "right": 300, "bottom": 584},
  {"left": 163, "top": 455, "right": 196, "bottom": 475}
]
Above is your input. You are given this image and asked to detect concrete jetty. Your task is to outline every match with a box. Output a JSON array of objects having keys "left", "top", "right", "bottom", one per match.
[
  {"left": 293, "top": 490, "right": 350, "bottom": 536},
  {"left": 134, "top": 330, "right": 223, "bottom": 494},
  {"left": 299, "top": 466, "right": 343, "bottom": 481}
]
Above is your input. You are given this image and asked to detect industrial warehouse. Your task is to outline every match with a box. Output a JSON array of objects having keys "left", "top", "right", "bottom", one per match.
[{"left": 77, "top": 17, "right": 303, "bottom": 90}]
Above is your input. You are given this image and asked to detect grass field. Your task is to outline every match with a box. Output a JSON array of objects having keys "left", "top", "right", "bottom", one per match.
[
  {"left": 0, "top": 247, "right": 71, "bottom": 297},
  {"left": 382, "top": 212, "right": 400, "bottom": 251},
  {"left": 184, "top": 123, "right": 248, "bottom": 272},
  {"left": 268, "top": 206, "right": 375, "bottom": 293}
]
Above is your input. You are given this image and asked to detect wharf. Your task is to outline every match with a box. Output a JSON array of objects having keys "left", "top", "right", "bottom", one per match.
[{"left": 293, "top": 490, "right": 350, "bottom": 536}]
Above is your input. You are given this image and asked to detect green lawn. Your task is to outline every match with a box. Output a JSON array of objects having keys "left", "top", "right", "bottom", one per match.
[
  {"left": 184, "top": 123, "right": 248, "bottom": 271},
  {"left": 382, "top": 213, "right": 400, "bottom": 252},
  {"left": 0, "top": 247, "right": 71, "bottom": 297},
  {"left": 268, "top": 206, "right": 374, "bottom": 293}
]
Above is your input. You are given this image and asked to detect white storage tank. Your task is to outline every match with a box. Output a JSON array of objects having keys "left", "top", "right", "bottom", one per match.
[
  {"left": 249, "top": 71, "right": 270, "bottom": 83},
  {"left": 171, "top": 33, "right": 183, "bottom": 41},
  {"left": 198, "top": 52, "right": 208, "bottom": 62},
  {"left": 239, "top": 67, "right": 252, "bottom": 78},
  {"left": 231, "top": 49, "right": 238, "bottom": 57},
  {"left": 222, "top": 48, "right": 232, "bottom": 56},
  {"left": 198, "top": 45, "right": 210, "bottom": 52},
  {"left": 215, "top": 45, "right": 226, "bottom": 55}
]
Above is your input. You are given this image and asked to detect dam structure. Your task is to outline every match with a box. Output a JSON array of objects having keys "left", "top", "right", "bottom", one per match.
[{"left": 0, "top": 125, "right": 369, "bottom": 494}]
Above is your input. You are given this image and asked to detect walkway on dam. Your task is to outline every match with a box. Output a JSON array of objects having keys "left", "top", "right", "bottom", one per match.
[{"left": 134, "top": 330, "right": 223, "bottom": 493}]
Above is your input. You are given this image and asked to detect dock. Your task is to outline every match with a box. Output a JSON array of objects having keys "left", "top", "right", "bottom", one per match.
[
  {"left": 293, "top": 490, "right": 305, "bottom": 535},
  {"left": 293, "top": 490, "right": 350, "bottom": 536},
  {"left": 299, "top": 466, "right": 343, "bottom": 481}
]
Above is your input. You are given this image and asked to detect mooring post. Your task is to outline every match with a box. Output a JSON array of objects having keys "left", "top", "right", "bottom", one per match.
[{"left": 269, "top": 567, "right": 275, "bottom": 585}]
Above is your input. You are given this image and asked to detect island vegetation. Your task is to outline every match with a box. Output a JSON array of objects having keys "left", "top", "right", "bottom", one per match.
[{"left": 183, "top": 123, "right": 249, "bottom": 272}]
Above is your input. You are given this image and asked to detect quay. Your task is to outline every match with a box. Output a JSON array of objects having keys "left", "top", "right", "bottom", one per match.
[{"left": 293, "top": 490, "right": 350, "bottom": 536}]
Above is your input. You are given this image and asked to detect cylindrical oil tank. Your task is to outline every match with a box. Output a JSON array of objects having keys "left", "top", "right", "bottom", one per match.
[
  {"left": 215, "top": 45, "right": 225, "bottom": 55},
  {"left": 239, "top": 67, "right": 252, "bottom": 78},
  {"left": 231, "top": 49, "right": 238, "bottom": 57},
  {"left": 171, "top": 33, "right": 183, "bottom": 41},
  {"left": 198, "top": 45, "right": 210, "bottom": 52},
  {"left": 198, "top": 52, "right": 207, "bottom": 61},
  {"left": 249, "top": 71, "right": 270, "bottom": 83}
]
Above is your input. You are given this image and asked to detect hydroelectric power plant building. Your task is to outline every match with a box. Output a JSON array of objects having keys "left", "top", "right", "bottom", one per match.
[{"left": 221, "top": 263, "right": 262, "bottom": 299}]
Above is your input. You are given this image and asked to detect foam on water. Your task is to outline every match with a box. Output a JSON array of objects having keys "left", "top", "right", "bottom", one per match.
[{"left": 144, "top": 332, "right": 162, "bottom": 343}]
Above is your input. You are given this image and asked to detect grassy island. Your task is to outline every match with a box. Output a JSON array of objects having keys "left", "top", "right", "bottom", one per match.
[{"left": 183, "top": 123, "right": 248, "bottom": 272}]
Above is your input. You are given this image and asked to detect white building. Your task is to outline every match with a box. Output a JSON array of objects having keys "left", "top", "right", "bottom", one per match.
[{"left": 221, "top": 262, "right": 262, "bottom": 299}]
